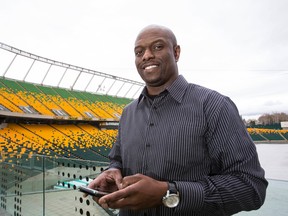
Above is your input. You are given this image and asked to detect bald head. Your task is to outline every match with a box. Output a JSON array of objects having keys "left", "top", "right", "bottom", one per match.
[
  {"left": 134, "top": 24, "right": 181, "bottom": 95},
  {"left": 135, "top": 25, "right": 178, "bottom": 47}
]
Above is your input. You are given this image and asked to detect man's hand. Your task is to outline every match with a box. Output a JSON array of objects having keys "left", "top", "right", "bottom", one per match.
[
  {"left": 98, "top": 173, "right": 168, "bottom": 211},
  {"left": 85, "top": 168, "right": 123, "bottom": 201}
]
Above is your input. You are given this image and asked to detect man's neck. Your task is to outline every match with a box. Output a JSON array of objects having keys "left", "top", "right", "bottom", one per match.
[{"left": 146, "top": 75, "right": 178, "bottom": 96}]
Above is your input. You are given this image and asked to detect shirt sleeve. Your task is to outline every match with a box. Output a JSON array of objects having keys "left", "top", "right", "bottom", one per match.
[
  {"left": 108, "top": 120, "right": 123, "bottom": 171},
  {"left": 174, "top": 96, "right": 268, "bottom": 215}
]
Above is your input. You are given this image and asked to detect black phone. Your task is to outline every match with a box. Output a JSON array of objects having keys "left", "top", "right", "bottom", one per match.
[{"left": 78, "top": 186, "right": 110, "bottom": 197}]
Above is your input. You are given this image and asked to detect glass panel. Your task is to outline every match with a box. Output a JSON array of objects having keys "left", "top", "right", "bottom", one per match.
[
  {"left": 2, "top": 144, "right": 288, "bottom": 215},
  {"left": 0, "top": 153, "right": 118, "bottom": 216},
  {"left": 236, "top": 179, "right": 288, "bottom": 216}
]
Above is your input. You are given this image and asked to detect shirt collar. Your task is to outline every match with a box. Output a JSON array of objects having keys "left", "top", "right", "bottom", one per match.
[
  {"left": 137, "top": 75, "right": 189, "bottom": 104},
  {"left": 166, "top": 75, "right": 188, "bottom": 103}
]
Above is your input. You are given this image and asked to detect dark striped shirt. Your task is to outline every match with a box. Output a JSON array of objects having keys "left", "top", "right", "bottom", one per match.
[{"left": 109, "top": 75, "right": 268, "bottom": 216}]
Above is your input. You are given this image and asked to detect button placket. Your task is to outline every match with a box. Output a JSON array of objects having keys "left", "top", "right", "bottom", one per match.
[{"left": 142, "top": 100, "right": 157, "bottom": 173}]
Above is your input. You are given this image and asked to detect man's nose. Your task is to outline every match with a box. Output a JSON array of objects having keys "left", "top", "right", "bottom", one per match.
[{"left": 142, "top": 49, "right": 154, "bottom": 61}]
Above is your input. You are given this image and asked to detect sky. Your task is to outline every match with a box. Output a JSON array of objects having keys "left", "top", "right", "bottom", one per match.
[{"left": 0, "top": 0, "right": 288, "bottom": 120}]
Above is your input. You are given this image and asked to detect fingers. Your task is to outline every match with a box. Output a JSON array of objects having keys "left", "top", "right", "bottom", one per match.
[
  {"left": 105, "top": 173, "right": 123, "bottom": 188},
  {"left": 98, "top": 188, "right": 131, "bottom": 209},
  {"left": 98, "top": 174, "right": 144, "bottom": 209},
  {"left": 115, "top": 176, "right": 124, "bottom": 189},
  {"left": 97, "top": 174, "right": 165, "bottom": 210},
  {"left": 100, "top": 197, "right": 134, "bottom": 210},
  {"left": 121, "top": 173, "right": 143, "bottom": 188},
  {"left": 100, "top": 201, "right": 109, "bottom": 209},
  {"left": 106, "top": 169, "right": 123, "bottom": 190},
  {"left": 87, "top": 173, "right": 151, "bottom": 210},
  {"left": 86, "top": 168, "right": 123, "bottom": 193}
]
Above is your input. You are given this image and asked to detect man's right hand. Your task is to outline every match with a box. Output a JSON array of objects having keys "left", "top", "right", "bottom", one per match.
[{"left": 85, "top": 168, "right": 123, "bottom": 201}]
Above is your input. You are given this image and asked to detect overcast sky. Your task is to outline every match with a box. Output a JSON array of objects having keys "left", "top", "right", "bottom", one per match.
[{"left": 0, "top": 0, "right": 288, "bottom": 120}]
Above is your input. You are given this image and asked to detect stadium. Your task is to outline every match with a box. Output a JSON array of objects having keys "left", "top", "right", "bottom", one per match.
[
  {"left": 0, "top": 42, "right": 287, "bottom": 216},
  {"left": 0, "top": 42, "right": 144, "bottom": 216}
]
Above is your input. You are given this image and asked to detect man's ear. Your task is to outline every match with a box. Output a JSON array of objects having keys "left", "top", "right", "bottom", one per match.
[{"left": 174, "top": 45, "right": 181, "bottom": 62}]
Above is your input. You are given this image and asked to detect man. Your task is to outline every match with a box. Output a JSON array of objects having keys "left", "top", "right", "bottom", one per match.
[{"left": 87, "top": 25, "right": 268, "bottom": 216}]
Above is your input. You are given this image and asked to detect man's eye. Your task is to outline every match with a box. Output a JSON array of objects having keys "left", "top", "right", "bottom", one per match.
[
  {"left": 135, "top": 50, "right": 143, "bottom": 57},
  {"left": 153, "top": 45, "right": 163, "bottom": 51}
]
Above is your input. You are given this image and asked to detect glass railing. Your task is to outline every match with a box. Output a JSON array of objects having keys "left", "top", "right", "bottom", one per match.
[
  {"left": 235, "top": 179, "right": 288, "bottom": 216},
  {"left": 0, "top": 153, "right": 118, "bottom": 216},
  {"left": 1, "top": 153, "right": 288, "bottom": 215}
]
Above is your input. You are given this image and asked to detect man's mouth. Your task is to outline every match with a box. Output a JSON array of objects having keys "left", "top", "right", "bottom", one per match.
[{"left": 144, "top": 65, "right": 158, "bottom": 70}]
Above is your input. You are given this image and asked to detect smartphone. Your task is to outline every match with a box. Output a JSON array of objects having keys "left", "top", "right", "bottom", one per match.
[{"left": 78, "top": 186, "right": 110, "bottom": 197}]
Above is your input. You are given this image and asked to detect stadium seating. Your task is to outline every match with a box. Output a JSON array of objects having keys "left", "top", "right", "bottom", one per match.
[
  {"left": 247, "top": 128, "right": 287, "bottom": 142},
  {"left": 246, "top": 128, "right": 267, "bottom": 141},
  {"left": 0, "top": 123, "right": 115, "bottom": 162},
  {"left": 1, "top": 76, "right": 288, "bottom": 165},
  {"left": 282, "top": 130, "right": 288, "bottom": 140},
  {"left": 0, "top": 77, "right": 131, "bottom": 119}
]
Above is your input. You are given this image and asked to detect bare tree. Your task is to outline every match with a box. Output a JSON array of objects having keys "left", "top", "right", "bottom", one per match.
[{"left": 258, "top": 112, "right": 288, "bottom": 125}]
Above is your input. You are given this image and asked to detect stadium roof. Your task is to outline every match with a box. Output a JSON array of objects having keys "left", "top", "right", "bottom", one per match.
[{"left": 0, "top": 42, "right": 145, "bottom": 99}]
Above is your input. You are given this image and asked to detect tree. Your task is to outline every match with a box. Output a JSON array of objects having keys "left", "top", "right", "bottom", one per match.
[{"left": 258, "top": 112, "right": 288, "bottom": 125}]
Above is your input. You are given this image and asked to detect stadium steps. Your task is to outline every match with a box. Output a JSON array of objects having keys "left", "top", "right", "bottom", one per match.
[
  {"left": 14, "top": 123, "right": 80, "bottom": 159},
  {"left": 56, "top": 87, "right": 117, "bottom": 120},
  {"left": 262, "top": 132, "right": 285, "bottom": 141},
  {"left": 0, "top": 79, "right": 31, "bottom": 112},
  {"left": 0, "top": 133, "right": 57, "bottom": 175},
  {"left": 0, "top": 124, "right": 71, "bottom": 159},
  {"left": 0, "top": 78, "right": 53, "bottom": 115},
  {"left": 50, "top": 88, "right": 87, "bottom": 118},
  {"left": 77, "top": 91, "right": 119, "bottom": 119},
  {"left": 0, "top": 91, "right": 23, "bottom": 112},
  {"left": 0, "top": 77, "right": 130, "bottom": 120},
  {"left": 0, "top": 79, "right": 38, "bottom": 111},
  {"left": 17, "top": 123, "right": 109, "bottom": 162},
  {"left": 76, "top": 91, "right": 118, "bottom": 119},
  {"left": 77, "top": 124, "right": 116, "bottom": 157},
  {"left": 33, "top": 84, "right": 67, "bottom": 115},
  {"left": 0, "top": 129, "right": 39, "bottom": 161},
  {"left": 281, "top": 132, "right": 288, "bottom": 140},
  {"left": 16, "top": 81, "right": 62, "bottom": 116},
  {"left": 18, "top": 123, "right": 84, "bottom": 159},
  {"left": 64, "top": 90, "right": 111, "bottom": 119},
  {"left": 249, "top": 133, "right": 267, "bottom": 141},
  {"left": 35, "top": 85, "right": 82, "bottom": 118},
  {"left": 49, "top": 124, "right": 109, "bottom": 162},
  {"left": 278, "top": 132, "right": 287, "bottom": 141},
  {"left": 247, "top": 128, "right": 268, "bottom": 141}
]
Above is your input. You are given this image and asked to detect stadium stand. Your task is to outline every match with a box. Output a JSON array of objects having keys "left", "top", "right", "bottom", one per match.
[
  {"left": 246, "top": 128, "right": 267, "bottom": 141},
  {"left": 0, "top": 76, "right": 131, "bottom": 120},
  {"left": 0, "top": 41, "right": 141, "bottom": 216},
  {"left": 1, "top": 42, "right": 287, "bottom": 216},
  {"left": 0, "top": 123, "right": 113, "bottom": 162},
  {"left": 247, "top": 128, "right": 287, "bottom": 142},
  {"left": 247, "top": 128, "right": 288, "bottom": 142},
  {"left": 282, "top": 130, "right": 288, "bottom": 140}
]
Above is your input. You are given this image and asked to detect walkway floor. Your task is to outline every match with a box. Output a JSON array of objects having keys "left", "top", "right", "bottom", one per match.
[{"left": 4, "top": 189, "right": 112, "bottom": 216}]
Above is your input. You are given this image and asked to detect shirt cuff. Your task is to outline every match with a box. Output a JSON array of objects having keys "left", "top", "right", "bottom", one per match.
[
  {"left": 108, "top": 160, "right": 122, "bottom": 170},
  {"left": 174, "top": 181, "right": 204, "bottom": 213}
]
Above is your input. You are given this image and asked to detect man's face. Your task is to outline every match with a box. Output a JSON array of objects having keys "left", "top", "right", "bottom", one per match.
[{"left": 134, "top": 28, "right": 180, "bottom": 88}]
